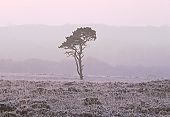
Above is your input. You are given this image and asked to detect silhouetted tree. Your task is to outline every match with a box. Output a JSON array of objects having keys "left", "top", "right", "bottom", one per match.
[{"left": 59, "top": 27, "right": 96, "bottom": 80}]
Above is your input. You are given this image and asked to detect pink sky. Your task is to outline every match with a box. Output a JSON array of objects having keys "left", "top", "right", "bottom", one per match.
[{"left": 0, "top": 0, "right": 170, "bottom": 26}]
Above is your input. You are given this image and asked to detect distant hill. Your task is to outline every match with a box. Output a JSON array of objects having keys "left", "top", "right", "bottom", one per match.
[
  {"left": 0, "top": 24, "right": 170, "bottom": 77},
  {"left": 0, "top": 24, "right": 170, "bottom": 67},
  {"left": 0, "top": 58, "right": 170, "bottom": 77}
]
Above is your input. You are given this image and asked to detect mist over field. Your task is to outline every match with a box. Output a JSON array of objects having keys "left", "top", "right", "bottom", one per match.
[{"left": 0, "top": 25, "right": 170, "bottom": 77}]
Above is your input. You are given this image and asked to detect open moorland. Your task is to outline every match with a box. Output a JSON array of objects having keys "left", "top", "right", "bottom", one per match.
[{"left": 0, "top": 79, "right": 169, "bottom": 117}]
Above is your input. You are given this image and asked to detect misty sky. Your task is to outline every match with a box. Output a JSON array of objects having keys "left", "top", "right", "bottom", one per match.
[
  {"left": 0, "top": 0, "right": 170, "bottom": 67},
  {"left": 0, "top": 0, "right": 170, "bottom": 26}
]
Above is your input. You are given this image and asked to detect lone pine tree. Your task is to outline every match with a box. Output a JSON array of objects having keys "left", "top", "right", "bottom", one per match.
[{"left": 59, "top": 27, "right": 96, "bottom": 80}]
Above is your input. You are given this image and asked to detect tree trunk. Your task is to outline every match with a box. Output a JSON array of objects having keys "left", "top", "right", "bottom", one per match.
[
  {"left": 79, "top": 45, "right": 83, "bottom": 80},
  {"left": 73, "top": 45, "right": 84, "bottom": 80},
  {"left": 74, "top": 52, "right": 83, "bottom": 80},
  {"left": 79, "top": 58, "right": 83, "bottom": 80}
]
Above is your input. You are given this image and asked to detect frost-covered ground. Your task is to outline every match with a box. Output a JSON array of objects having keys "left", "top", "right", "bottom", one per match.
[
  {"left": 0, "top": 73, "right": 168, "bottom": 83},
  {"left": 0, "top": 76, "right": 169, "bottom": 117}
]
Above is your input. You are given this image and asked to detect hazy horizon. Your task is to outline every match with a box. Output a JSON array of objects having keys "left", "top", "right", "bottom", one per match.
[
  {"left": 0, "top": 0, "right": 170, "bottom": 72},
  {"left": 0, "top": 24, "right": 170, "bottom": 68}
]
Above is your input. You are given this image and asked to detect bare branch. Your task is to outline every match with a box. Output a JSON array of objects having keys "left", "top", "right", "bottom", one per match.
[
  {"left": 74, "top": 56, "right": 80, "bottom": 75},
  {"left": 81, "top": 54, "right": 84, "bottom": 58}
]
